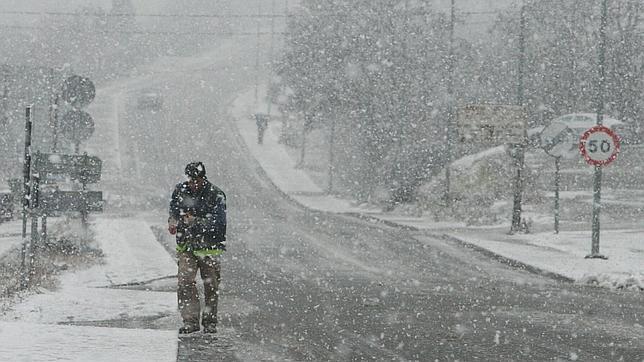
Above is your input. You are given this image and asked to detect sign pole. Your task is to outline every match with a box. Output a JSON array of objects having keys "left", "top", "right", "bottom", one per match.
[
  {"left": 81, "top": 153, "right": 89, "bottom": 242},
  {"left": 586, "top": 0, "right": 609, "bottom": 259},
  {"left": 29, "top": 173, "right": 40, "bottom": 278},
  {"left": 41, "top": 214, "right": 47, "bottom": 243},
  {"left": 510, "top": 3, "right": 527, "bottom": 234},
  {"left": 590, "top": 165, "right": 603, "bottom": 257},
  {"left": 554, "top": 156, "right": 561, "bottom": 234},
  {"left": 20, "top": 106, "right": 33, "bottom": 289},
  {"left": 444, "top": 0, "right": 456, "bottom": 207},
  {"left": 579, "top": 125, "right": 618, "bottom": 259},
  {"left": 52, "top": 95, "right": 60, "bottom": 153},
  {"left": 21, "top": 107, "right": 33, "bottom": 239},
  {"left": 327, "top": 115, "right": 336, "bottom": 194}
]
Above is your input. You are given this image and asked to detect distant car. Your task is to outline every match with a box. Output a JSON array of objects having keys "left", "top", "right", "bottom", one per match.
[
  {"left": 137, "top": 91, "right": 163, "bottom": 111},
  {"left": 0, "top": 192, "right": 13, "bottom": 222},
  {"left": 551, "top": 113, "right": 634, "bottom": 142}
]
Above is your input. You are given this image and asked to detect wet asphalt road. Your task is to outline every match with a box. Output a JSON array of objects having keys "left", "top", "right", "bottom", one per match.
[
  {"left": 110, "top": 3, "right": 644, "bottom": 360},
  {"left": 123, "top": 58, "right": 644, "bottom": 362}
]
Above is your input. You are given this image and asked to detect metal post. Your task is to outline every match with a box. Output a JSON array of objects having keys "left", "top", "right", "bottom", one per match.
[
  {"left": 444, "top": 0, "right": 456, "bottom": 206},
  {"left": 510, "top": 4, "right": 527, "bottom": 234},
  {"left": 589, "top": 165, "right": 603, "bottom": 257},
  {"left": 266, "top": 0, "right": 276, "bottom": 116},
  {"left": 0, "top": 66, "right": 9, "bottom": 160},
  {"left": 52, "top": 95, "right": 60, "bottom": 153},
  {"left": 81, "top": 153, "right": 89, "bottom": 243},
  {"left": 554, "top": 156, "right": 561, "bottom": 234},
  {"left": 253, "top": 2, "right": 262, "bottom": 111},
  {"left": 327, "top": 116, "right": 336, "bottom": 194},
  {"left": 586, "top": 0, "right": 608, "bottom": 259},
  {"left": 297, "top": 113, "right": 308, "bottom": 168},
  {"left": 41, "top": 214, "right": 47, "bottom": 243},
  {"left": 20, "top": 106, "right": 34, "bottom": 289},
  {"left": 517, "top": 5, "right": 526, "bottom": 108},
  {"left": 29, "top": 173, "right": 40, "bottom": 273},
  {"left": 48, "top": 68, "right": 56, "bottom": 152},
  {"left": 21, "top": 107, "right": 33, "bottom": 238}
]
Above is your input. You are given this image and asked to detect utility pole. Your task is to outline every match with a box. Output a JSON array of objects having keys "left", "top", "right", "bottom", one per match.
[
  {"left": 266, "top": 0, "right": 276, "bottom": 116},
  {"left": 280, "top": 0, "right": 290, "bottom": 143},
  {"left": 0, "top": 66, "right": 10, "bottom": 167},
  {"left": 587, "top": 0, "right": 609, "bottom": 259},
  {"left": 510, "top": 3, "right": 527, "bottom": 234},
  {"left": 444, "top": 0, "right": 456, "bottom": 207},
  {"left": 327, "top": 115, "right": 336, "bottom": 194},
  {"left": 254, "top": 2, "right": 262, "bottom": 112},
  {"left": 20, "top": 106, "right": 34, "bottom": 289},
  {"left": 48, "top": 68, "right": 60, "bottom": 154}
]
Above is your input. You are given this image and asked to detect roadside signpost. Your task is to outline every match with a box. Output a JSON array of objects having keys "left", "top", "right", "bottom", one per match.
[
  {"left": 19, "top": 105, "right": 104, "bottom": 289},
  {"left": 61, "top": 75, "right": 95, "bottom": 108},
  {"left": 578, "top": 126, "right": 620, "bottom": 167},
  {"left": 20, "top": 106, "right": 34, "bottom": 289},
  {"left": 456, "top": 104, "right": 527, "bottom": 146},
  {"left": 31, "top": 151, "right": 103, "bottom": 236},
  {"left": 59, "top": 110, "right": 95, "bottom": 152},
  {"left": 33, "top": 152, "right": 102, "bottom": 184},
  {"left": 457, "top": 104, "right": 528, "bottom": 234},
  {"left": 540, "top": 122, "right": 578, "bottom": 159},
  {"left": 539, "top": 122, "right": 579, "bottom": 234},
  {"left": 578, "top": 125, "right": 620, "bottom": 259},
  {"left": 39, "top": 190, "right": 103, "bottom": 213},
  {"left": 16, "top": 73, "right": 101, "bottom": 290},
  {"left": 55, "top": 75, "right": 96, "bottom": 153},
  {"left": 583, "top": 0, "right": 613, "bottom": 260}
]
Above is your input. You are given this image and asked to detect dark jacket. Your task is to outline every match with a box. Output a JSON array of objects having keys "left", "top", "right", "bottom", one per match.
[{"left": 169, "top": 179, "right": 226, "bottom": 251}]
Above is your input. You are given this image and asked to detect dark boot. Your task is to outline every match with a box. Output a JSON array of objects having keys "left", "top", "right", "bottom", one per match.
[
  {"left": 203, "top": 324, "right": 217, "bottom": 334},
  {"left": 179, "top": 324, "right": 199, "bottom": 334}
]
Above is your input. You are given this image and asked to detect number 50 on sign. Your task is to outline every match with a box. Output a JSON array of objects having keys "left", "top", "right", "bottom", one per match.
[{"left": 578, "top": 125, "right": 621, "bottom": 166}]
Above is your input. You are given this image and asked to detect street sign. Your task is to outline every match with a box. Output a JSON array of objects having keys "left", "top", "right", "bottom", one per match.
[
  {"left": 38, "top": 190, "right": 103, "bottom": 213},
  {"left": 62, "top": 75, "right": 95, "bottom": 107},
  {"left": 59, "top": 110, "right": 95, "bottom": 142},
  {"left": 539, "top": 122, "right": 578, "bottom": 159},
  {"left": 33, "top": 153, "right": 102, "bottom": 183},
  {"left": 578, "top": 125, "right": 620, "bottom": 166},
  {"left": 457, "top": 104, "right": 527, "bottom": 145}
]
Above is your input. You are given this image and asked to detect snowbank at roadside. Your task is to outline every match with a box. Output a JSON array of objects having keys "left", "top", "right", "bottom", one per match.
[
  {"left": 0, "top": 321, "right": 177, "bottom": 362},
  {"left": 229, "top": 85, "right": 644, "bottom": 292}
]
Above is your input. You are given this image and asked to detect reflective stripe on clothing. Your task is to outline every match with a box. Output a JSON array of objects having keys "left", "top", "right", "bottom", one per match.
[{"left": 176, "top": 243, "right": 225, "bottom": 257}]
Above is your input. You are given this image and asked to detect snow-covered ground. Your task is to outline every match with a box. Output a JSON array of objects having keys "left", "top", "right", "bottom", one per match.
[
  {"left": 0, "top": 47, "right": 640, "bottom": 360},
  {"left": 0, "top": 219, "right": 23, "bottom": 257},
  {"left": 0, "top": 218, "right": 179, "bottom": 361},
  {"left": 0, "top": 38, "right": 266, "bottom": 361},
  {"left": 230, "top": 86, "right": 644, "bottom": 291},
  {"left": 0, "top": 321, "right": 176, "bottom": 362}
]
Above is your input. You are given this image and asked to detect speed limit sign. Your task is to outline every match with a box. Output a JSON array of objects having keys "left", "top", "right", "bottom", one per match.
[{"left": 578, "top": 125, "right": 620, "bottom": 166}]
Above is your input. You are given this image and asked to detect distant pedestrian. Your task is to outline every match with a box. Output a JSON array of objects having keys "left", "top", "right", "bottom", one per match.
[
  {"left": 255, "top": 113, "right": 269, "bottom": 144},
  {"left": 168, "top": 162, "right": 227, "bottom": 334}
]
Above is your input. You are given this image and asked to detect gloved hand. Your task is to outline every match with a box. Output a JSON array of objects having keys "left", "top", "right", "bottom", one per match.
[
  {"left": 182, "top": 213, "right": 197, "bottom": 226},
  {"left": 168, "top": 217, "right": 178, "bottom": 235}
]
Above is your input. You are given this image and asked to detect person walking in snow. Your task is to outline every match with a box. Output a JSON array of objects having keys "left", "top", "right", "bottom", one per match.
[
  {"left": 255, "top": 113, "right": 269, "bottom": 144},
  {"left": 168, "top": 161, "right": 227, "bottom": 334}
]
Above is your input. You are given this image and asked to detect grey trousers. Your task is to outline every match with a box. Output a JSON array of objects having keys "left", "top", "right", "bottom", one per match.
[{"left": 177, "top": 251, "right": 221, "bottom": 328}]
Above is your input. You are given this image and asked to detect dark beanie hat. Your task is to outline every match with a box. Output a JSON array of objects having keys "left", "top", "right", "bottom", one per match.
[{"left": 185, "top": 162, "right": 206, "bottom": 178}]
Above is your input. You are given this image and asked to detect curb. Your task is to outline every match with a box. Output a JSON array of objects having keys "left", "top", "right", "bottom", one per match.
[
  {"left": 437, "top": 234, "right": 575, "bottom": 284},
  {"left": 228, "top": 108, "right": 576, "bottom": 284},
  {"left": 344, "top": 212, "right": 575, "bottom": 283}
]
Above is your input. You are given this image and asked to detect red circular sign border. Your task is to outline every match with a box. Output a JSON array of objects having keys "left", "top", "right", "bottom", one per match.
[{"left": 578, "top": 125, "right": 621, "bottom": 166}]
